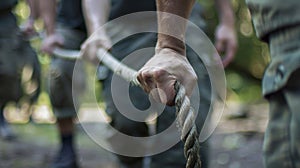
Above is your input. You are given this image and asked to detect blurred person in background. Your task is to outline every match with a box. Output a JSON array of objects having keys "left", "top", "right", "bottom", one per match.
[
  {"left": 0, "top": 0, "right": 40, "bottom": 140},
  {"left": 29, "top": 0, "right": 86, "bottom": 167},
  {"left": 246, "top": 0, "right": 300, "bottom": 167},
  {"left": 81, "top": 0, "right": 236, "bottom": 167}
]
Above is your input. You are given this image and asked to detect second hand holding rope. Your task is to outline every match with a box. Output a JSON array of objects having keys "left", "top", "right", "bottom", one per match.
[
  {"left": 97, "top": 49, "right": 201, "bottom": 168},
  {"left": 51, "top": 48, "right": 202, "bottom": 168}
]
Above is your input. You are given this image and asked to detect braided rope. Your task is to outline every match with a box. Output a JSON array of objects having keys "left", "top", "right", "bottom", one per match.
[
  {"left": 97, "top": 49, "right": 201, "bottom": 168},
  {"left": 174, "top": 81, "right": 201, "bottom": 168},
  {"left": 52, "top": 48, "right": 201, "bottom": 168}
]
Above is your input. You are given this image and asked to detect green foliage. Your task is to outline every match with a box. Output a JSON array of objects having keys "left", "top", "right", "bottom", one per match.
[
  {"left": 14, "top": 0, "right": 269, "bottom": 104},
  {"left": 13, "top": 0, "right": 104, "bottom": 106},
  {"left": 200, "top": 0, "right": 270, "bottom": 102}
]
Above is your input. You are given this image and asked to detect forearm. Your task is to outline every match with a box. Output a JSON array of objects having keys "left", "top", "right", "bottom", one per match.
[
  {"left": 39, "top": 0, "right": 56, "bottom": 35},
  {"left": 26, "top": 0, "right": 39, "bottom": 20},
  {"left": 215, "top": 0, "right": 235, "bottom": 27},
  {"left": 82, "top": 0, "right": 110, "bottom": 35},
  {"left": 156, "top": 0, "right": 195, "bottom": 55}
]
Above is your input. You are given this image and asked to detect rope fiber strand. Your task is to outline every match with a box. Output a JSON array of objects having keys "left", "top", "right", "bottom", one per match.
[
  {"left": 51, "top": 48, "right": 202, "bottom": 168},
  {"left": 98, "top": 49, "right": 202, "bottom": 168},
  {"left": 174, "top": 81, "right": 201, "bottom": 168}
]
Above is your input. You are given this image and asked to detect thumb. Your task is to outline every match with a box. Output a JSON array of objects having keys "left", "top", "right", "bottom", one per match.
[
  {"left": 57, "top": 36, "right": 65, "bottom": 46},
  {"left": 215, "top": 38, "right": 225, "bottom": 54},
  {"left": 102, "top": 41, "right": 111, "bottom": 50}
]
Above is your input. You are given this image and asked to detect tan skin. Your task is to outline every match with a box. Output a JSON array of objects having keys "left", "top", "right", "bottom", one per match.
[
  {"left": 137, "top": 0, "right": 197, "bottom": 106},
  {"left": 82, "top": 0, "right": 197, "bottom": 106},
  {"left": 25, "top": 0, "right": 236, "bottom": 107},
  {"left": 38, "top": 0, "right": 64, "bottom": 54},
  {"left": 33, "top": 0, "right": 70, "bottom": 134},
  {"left": 81, "top": 0, "right": 237, "bottom": 106},
  {"left": 81, "top": 0, "right": 111, "bottom": 65},
  {"left": 31, "top": 0, "right": 114, "bottom": 135},
  {"left": 21, "top": 0, "right": 39, "bottom": 37},
  {"left": 138, "top": 0, "right": 237, "bottom": 104},
  {"left": 215, "top": 0, "right": 237, "bottom": 68}
]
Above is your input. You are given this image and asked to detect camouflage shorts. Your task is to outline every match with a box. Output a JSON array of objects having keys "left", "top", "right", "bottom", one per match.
[{"left": 48, "top": 26, "right": 86, "bottom": 119}]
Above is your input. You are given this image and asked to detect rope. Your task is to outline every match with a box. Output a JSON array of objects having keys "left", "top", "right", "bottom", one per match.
[
  {"left": 52, "top": 48, "right": 201, "bottom": 168},
  {"left": 174, "top": 81, "right": 201, "bottom": 168},
  {"left": 97, "top": 49, "right": 202, "bottom": 168}
]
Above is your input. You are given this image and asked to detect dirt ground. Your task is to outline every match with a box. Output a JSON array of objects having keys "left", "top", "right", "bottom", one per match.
[{"left": 0, "top": 102, "right": 268, "bottom": 168}]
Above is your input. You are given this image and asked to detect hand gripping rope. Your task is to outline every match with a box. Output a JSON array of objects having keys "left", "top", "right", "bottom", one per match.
[{"left": 53, "top": 48, "right": 202, "bottom": 168}]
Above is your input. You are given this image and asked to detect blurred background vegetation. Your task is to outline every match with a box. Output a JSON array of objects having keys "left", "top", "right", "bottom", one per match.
[
  {"left": 200, "top": 0, "right": 269, "bottom": 103},
  {"left": 11, "top": 0, "right": 270, "bottom": 120},
  {"left": 2, "top": 3, "right": 268, "bottom": 166}
]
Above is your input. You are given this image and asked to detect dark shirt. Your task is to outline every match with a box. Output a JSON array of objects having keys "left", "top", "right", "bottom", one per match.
[
  {"left": 57, "top": 0, "right": 86, "bottom": 31},
  {"left": 56, "top": 0, "right": 204, "bottom": 31},
  {"left": 109, "top": 0, "right": 156, "bottom": 20},
  {"left": 0, "top": 0, "right": 17, "bottom": 11},
  {"left": 0, "top": 0, "right": 18, "bottom": 34},
  {"left": 56, "top": 0, "right": 156, "bottom": 31}
]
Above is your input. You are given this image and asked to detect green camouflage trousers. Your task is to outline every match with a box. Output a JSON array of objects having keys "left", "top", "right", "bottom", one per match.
[
  {"left": 263, "top": 27, "right": 300, "bottom": 168},
  {"left": 246, "top": 0, "right": 300, "bottom": 166}
]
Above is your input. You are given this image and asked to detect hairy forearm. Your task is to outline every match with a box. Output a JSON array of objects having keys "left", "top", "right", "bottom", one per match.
[
  {"left": 39, "top": 0, "right": 56, "bottom": 35},
  {"left": 156, "top": 0, "right": 195, "bottom": 55},
  {"left": 215, "top": 0, "right": 235, "bottom": 27},
  {"left": 82, "top": 0, "right": 110, "bottom": 35}
]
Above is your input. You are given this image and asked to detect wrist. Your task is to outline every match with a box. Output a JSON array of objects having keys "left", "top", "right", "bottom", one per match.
[
  {"left": 28, "top": 17, "right": 35, "bottom": 23},
  {"left": 218, "top": 23, "right": 235, "bottom": 32},
  {"left": 219, "top": 12, "right": 235, "bottom": 28},
  {"left": 155, "top": 48, "right": 186, "bottom": 60},
  {"left": 46, "top": 32, "right": 57, "bottom": 38},
  {"left": 92, "top": 28, "right": 108, "bottom": 37},
  {"left": 44, "top": 20, "right": 55, "bottom": 36},
  {"left": 46, "top": 29, "right": 55, "bottom": 36},
  {"left": 87, "top": 21, "right": 108, "bottom": 35},
  {"left": 220, "top": 21, "right": 235, "bottom": 29},
  {"left": 156, "top": 35, "right": 186, "bottom": 56}
]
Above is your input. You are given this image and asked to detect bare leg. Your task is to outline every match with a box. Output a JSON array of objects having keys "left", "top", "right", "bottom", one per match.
[{"left": 51, "top": 117, "right": 78, "bottom": 168}]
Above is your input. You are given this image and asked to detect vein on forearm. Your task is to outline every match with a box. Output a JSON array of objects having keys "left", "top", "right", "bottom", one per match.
[
  {"left": 156, "top": 0, "right": 196, "bottom": 55},
  {"left": 82, "top": 0, "right": 110, "bottom": 35}
]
